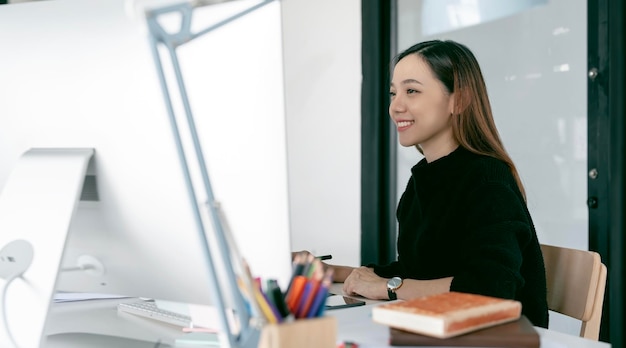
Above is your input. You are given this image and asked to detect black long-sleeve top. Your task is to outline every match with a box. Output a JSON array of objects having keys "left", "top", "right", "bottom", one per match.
[{"left": 372, "top": 146, "right": 549, "bottom": 328}]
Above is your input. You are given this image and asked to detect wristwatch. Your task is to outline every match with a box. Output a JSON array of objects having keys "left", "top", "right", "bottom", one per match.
[{"left": 387, "top": 276, "right": 403, "bottom": 300}]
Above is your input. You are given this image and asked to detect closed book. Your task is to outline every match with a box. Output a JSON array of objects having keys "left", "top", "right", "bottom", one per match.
[
  {"left": 372, "top": 291, "right": 522, "bottom": 339},
  {"left": 389, "top": 315, "right": 539, "bottom": 347}
]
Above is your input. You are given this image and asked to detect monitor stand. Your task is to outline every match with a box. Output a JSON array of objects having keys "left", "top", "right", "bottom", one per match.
[{"left": 0, "top": 148, "right": 94, "bottom": 348}]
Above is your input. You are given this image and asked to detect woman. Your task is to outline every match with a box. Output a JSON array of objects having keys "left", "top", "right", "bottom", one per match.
[{"left": 327, "top": 40, "right": 548, "bottom": 327}]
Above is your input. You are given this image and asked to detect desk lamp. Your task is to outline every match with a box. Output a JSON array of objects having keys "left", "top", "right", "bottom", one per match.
[{"left": 142, "top": 0, "right": 278, "bottom": 347}]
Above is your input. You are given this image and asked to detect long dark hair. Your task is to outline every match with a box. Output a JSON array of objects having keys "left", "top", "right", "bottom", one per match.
[{"left": 394, "top": 40, "right": 526, "bottom": 200}]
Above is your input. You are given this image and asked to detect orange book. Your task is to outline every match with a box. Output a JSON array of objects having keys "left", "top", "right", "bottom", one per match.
[{"left": 372, "top": 292, "right": 522, "bottom": 339}]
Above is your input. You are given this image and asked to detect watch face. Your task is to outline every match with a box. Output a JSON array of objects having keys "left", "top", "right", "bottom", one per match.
[{"left": 388, "top": 277, "right": 402, "bottom": 289}]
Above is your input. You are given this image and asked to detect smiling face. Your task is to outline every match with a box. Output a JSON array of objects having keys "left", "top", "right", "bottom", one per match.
[{"left": 389, "top": 54, "right": 458, "bottom": 162}]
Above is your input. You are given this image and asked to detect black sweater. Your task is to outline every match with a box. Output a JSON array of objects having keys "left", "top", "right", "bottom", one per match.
[{"left": 372, "top": 146, "right": 549, "bottom": 328}]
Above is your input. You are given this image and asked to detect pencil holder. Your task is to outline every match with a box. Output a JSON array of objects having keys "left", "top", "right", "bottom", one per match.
[{"left": 257, "top": 316, "right": 337, "bottom": 348}]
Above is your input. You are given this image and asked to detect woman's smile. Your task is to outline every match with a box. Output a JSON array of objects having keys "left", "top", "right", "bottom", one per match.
[{"left": 396, "top": 120, "right": 415, "bottom": 131}]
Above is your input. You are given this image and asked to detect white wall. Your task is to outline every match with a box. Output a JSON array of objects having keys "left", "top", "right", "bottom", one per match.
[{"left": 281, "top": 0, "right": 362, "bottom": 267}]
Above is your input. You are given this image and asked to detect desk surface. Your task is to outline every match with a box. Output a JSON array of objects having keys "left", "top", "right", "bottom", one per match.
[
  {"left": 327, "top": 304, "right": 610, "bottom": 348},
  {"left": 326, "top": 284, "right": 610, "bottom": 348},
  {"left": 41, "top": 289, "right": 611, "bottom": 348}
]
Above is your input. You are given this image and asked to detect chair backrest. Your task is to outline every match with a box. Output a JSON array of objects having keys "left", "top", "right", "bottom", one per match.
[{"left": 540, "top": 244, "right": 607, "bottom": 340}]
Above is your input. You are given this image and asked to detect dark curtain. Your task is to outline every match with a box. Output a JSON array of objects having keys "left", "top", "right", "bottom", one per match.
[
  {"left": 588, "top": 0, "right": 626, "bottom": 344},
  {"left": 360, "top": 0, "right": 397, "bottom": 266}
]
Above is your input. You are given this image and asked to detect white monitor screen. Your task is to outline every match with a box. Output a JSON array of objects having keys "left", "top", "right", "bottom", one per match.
[{"left": 0, "top": 0, "right": 291, "bottom": 345}]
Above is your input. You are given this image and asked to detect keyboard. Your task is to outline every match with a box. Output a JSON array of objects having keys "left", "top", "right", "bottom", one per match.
[{"left": 117, "top": 300, "right": 192, "bottom": 327}]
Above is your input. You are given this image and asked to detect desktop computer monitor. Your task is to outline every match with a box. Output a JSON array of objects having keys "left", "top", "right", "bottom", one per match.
[{"left": 0, "top": 0, "right": 291, "bottom": 346}]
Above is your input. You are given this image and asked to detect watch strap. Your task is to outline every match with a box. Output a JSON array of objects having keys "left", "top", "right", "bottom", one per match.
[{"left": 387, "top": 288, "right": 397, "bottom": 301}]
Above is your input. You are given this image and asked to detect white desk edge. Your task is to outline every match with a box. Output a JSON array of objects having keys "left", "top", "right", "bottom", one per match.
[{"left": 40, "top": 286, "right": 611, "bottom": 348}]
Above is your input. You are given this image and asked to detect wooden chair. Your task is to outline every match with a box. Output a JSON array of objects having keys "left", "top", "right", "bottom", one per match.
[{"left": 540, "top": 244, "right": 607, "bottom": 340}]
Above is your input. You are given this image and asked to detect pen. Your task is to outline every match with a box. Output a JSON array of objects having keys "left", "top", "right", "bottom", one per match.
[
  {"left": 297, "top": 264, "right": 324, "bottom": 318},
  {"left": 286, "top": 253, "right": 305, "bottom": 295},
  {"left": 266, "top": 279, "right": 290, "bottom": 319},
  {"left": 316, "top": 254, "right": 332, "bottom": 261},
  {"left": 295, "top": 279, "right": 316, "bottom": 318},
  {"left": 306, "top": 281, "right": 328, "bottom": 318},
  {"left": 286, "top": 275, "right": 307, "bottom": 312},
  {"left": 308, "top": 267, "right": 333, "bottom": 318},
  {"left": 255, "top": 285, "right": 282, "bottom": 323},
  {"left": 300, "top": 254, "right": 315, "bottom": 278}
]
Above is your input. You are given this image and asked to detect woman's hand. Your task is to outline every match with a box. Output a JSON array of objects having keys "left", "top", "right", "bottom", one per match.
[
  {"left": 291, "top": 250, "right": 313, "bottom": 261},
  {"left": 290, "top": 251, "right": 357, "bottom": 283},
  {"left": 291, "top": 250, "right": 332, "bottom": 275},
  {"left": 342, "top": 266, "right": 388, "bottom": 300}
]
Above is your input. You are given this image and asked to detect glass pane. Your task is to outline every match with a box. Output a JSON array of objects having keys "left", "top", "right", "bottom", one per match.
[{"left": 396, "top": 0, "right": 587, "bottom": 249}]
